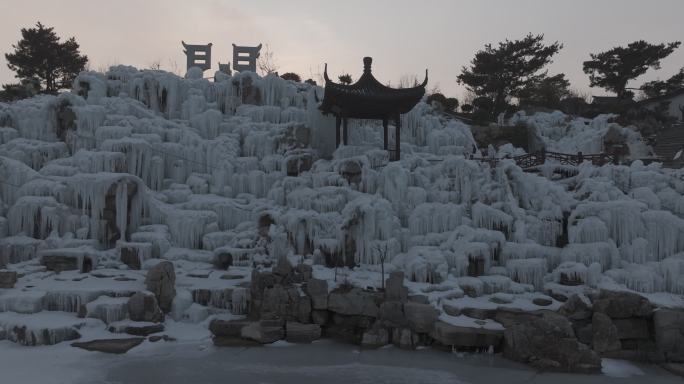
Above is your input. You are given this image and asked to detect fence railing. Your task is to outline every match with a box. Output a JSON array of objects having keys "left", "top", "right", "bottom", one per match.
[{"left": 471, "top": 149, "right": 617, "bottom": 170}]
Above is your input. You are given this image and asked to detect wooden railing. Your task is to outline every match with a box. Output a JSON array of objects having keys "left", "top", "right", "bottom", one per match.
[{"left": 472, "top": 149, "right": 617, "bottom": 170}]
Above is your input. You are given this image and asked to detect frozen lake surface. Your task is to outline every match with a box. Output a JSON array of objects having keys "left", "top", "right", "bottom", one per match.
[{"left": 2, "top": 338, "right": 677, "bottom": 384}]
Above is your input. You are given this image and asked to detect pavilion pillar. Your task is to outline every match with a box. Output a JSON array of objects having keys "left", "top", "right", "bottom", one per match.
[
  {"left": 394, "top": 114, "right": 401, "bottom": 161},
  {"left": 343, "top": 118, "right": 349, "bottom": 145},
  {"left": 335, "top": 117, "right": 341, "bottom": 147},
  {"left": 382, "top": 118, "right": 389, "bottom": 150}
]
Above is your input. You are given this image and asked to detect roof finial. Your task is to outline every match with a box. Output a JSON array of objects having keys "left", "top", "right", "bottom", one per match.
[{"left": 363, "top": 57, "right": 372, "bottom": 74}]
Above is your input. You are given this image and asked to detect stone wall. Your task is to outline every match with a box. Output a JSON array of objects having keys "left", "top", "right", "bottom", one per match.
[{"left": 209, "top": 262, "right": 684, "bottom": 374}]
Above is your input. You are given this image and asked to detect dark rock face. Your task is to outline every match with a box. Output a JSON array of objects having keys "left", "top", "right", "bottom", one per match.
[
  {"left": 612, "top": 318, "right": 650, "bottom": 340},
  {"left": 209, "top": 319, "right": 251, "bottom": 337},
  {"left": 305, "top": 278, "right": 328, "bottom": 310},
  {"left": 124, "top": 323, "right": 164, "bottom": 336},
  {"left": 72, "top": 338, "right": 144, "bottom": 354},
  {"left": 592, "top": 312, "right": 621, "bottom": 353},
  {"left": 120, "top": 246, "right": 142, "bottom": 270},
  {"left": 328, "top": 287, "right": 380, "bottom": 317},
  {"left": 0, "top": 271, "right": 18, "bottom": 288},
  {"left": 430, "top": 321, "right": 503, "bottom": 349},
  {"left": 286, "top": 322, "right": 321, "bottom": 343},
  {"left": 503, "top": 312, "right": 601, "bottom": 373},
  {"left": 214, "top": 252, "right": 233, "bottom": 270},
  {"left": 42, "top": 255, "right": 81, "bottom": 272},
  {"left": 259, "top": 284, "right": 311, "bottom": 323},
  {"left": 532, "top": 298, "right": 553, "bottom": 307},
  {"left": 128, "top": 292, "right": 164, "bottom": 323},
  {"left": 558, "top": 294, "right": 592, "bottom": 320},
  {"left": 404, "top": 302, "right": 439, "bottom": 333},
  {"left": 145, "top": 261, "right": 176, "bottom": 313},
  {"left": 241, "top": 320, "right": 285, "bottom": 344},
  {"left": 385, "top": 271, "right": 408, "bottom": 303},
  {"left": 593, "top": 290, "right": 653, "bottom": 319},
  {"left": 361, "top": 326, "right": 389, "bottom": 348},
  {"left": 654, "top": 309, "right": 684, "bottom": 362},
  {"left": 378, "top": 301, "right": 408, "bottom": 328}
]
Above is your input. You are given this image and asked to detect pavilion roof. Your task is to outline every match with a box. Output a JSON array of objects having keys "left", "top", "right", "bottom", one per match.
[{"left": 319, "top": 57, "right": 427, "bottom": 119}]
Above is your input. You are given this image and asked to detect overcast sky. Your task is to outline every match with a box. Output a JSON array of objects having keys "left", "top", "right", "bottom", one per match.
[{"left": 1, "top": 0, "right": 683, "bottom": 98}]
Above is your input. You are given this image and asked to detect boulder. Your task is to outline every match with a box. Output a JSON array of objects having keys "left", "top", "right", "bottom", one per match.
[
  {"left": 42, "top": 255, "right": 81, "bottom": 272},
  {"left": 273, "top": 258, "right": 293, "bottom": 278},
  {"left": 533, "top": 298, "right": 553, "bottom": 307},
  {"left": 430, "top": 321, "right": 503, "bottom": 349},
  {"left": 593, "top": 290, "right": 652, "bottom": 319},
  {"left": 558, "top": 294, "right": 592, "bottom": 320},
  {"left": 294, "top": 264, "right": 313, "bottom": 281},
  {"left": 612, "top": 318, "right": 650, "bottom": 340},
  {"left": 128, "top": 292, "right": 164, "bottom": 323},
  {"left": 72, "top": 338, "right": 144, "bottom": 354},
  {"left": 0, "top": 271, "right": 17, "bottom": 288},
  {"left": 285, "top": 322, "right": 321, "bottom": 343},
  {"left": 240, "top": 321, "right": 284, "bottom": 344},
  {"left": 662, "top": 363, "right": 684, "bottom": 378},
  {"left": 145, "top": 261, "right": 176, "bottom": 313},
  {"left": 209, "top": 319, "right": 250, "bottom": 338},
  {"left": 311, "top": 310, "right": 329, "bottom": 326},
  {"left": 260, "top": 284, "right": 310, "bottom": 322},
  {"left": 392, "top": 328, "right": 418, "bottom": 350},
  {"left": 653, "top": 309, "right": 684, "bottom": 362},
  {"left": 305, "top": 278, "right": 328, "bottom": 310},
  {"left": 378, "top": 301, "right": 408, "bottom": 328},
  {"left": 120, "top": 244, "right": 146, "bottom": 270},
  {"left": 592, "top": 312, "right": 621, "bottom": 353},
  {"left": 361, "top": 327, "right": 389, "bottom": 348},
  {"left": 328, "top": 287, "right": 380, "bottom": 317},
  {"left": 213, "top": 252, "right": 233, "bottom": 270},
  {"left": 124, "top": 323, "right": 164, "bottom": 336},
  {"left": 461, "top": 307, "right": 497, "bottom": 320},
  {"left": 404, "top": 302, "right": 439, "bottom": 333},
  {"left": 385, "top": 271, "right": 408, "bottom": 303},
  {"left": 503, "top": 313, "right": 600, "bottom": 373}
]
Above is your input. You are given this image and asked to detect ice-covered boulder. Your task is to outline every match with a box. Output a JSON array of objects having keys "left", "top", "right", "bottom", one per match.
[{"left": 145, "top": 261, "right": 176, "bottom": 313}]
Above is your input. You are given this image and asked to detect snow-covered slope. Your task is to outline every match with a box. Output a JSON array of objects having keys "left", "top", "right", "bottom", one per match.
[{"left": 1, "top": 65, "right": 683, "bottom": 311}]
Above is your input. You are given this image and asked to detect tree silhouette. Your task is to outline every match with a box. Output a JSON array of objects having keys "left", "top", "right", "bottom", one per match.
[
  {"left": 338, "top": 74, "right": 353, "bottom": 85},
  {"left": 458, "top": 33, "right": 562, "bottom": 115},
  {"left": 640, "top": 67, "right": 684, "bottom": 99},
  {"left": 583, "top": 40, "right": 680, "bottom": 99},
  {"left": 5, "top": 22, "right": 88, "bottom": 94},
  {"left": 280, "top": 72, "right": 302, "bottom": 82}
]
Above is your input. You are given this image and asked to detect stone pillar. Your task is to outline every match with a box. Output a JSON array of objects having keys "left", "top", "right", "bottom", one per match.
[
  {"left": 383, "top": 118, "right": 389, "bottom": 150},
  {"left": 343, "top": 118, "right": 349, "bottom": 145},
  {"left": 232, "top": 44, "right": 262, "bottom": 73},
  {"left": 335, "top": 117, "right": 341, "bottom": 148},
  {"left": 394, "top": 114, "right": 401, "bottom": 161}
]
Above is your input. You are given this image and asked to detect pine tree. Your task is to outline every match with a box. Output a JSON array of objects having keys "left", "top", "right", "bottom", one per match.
[
  {"left": 583, "top": 40, "right": 680, "bottom": 100},
  {"left": 518, "top": 73, "right": 571, "bottom": 109},
  {"left": 4, "top": 22, "right": 88, "bottom": 94},
  {"left": 640, "top": 67, "right": 684, "bottom": 99},
  {"left": 338, "top": 74, "right": 353, "bottom": 85},
  {"left": 457, "top": 33, "right": 563, "bottom": 115}
]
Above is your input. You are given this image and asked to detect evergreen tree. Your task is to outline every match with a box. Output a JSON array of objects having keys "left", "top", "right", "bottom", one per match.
[
  {"left": 518, "top": 73, "right": 571, "bottom": 109},
  {"left": 640, "top": 67, "right": 684, "bottom": 98},
  {"left": 457, "top": 33, "right": 562, "bottom": 115},
  {"left": 280, "top": 72, "right": 302, "bottom": 83},
  {"left": 338, "top": 74, "right": 353, "bottom": 85},
  {"left": 583, "top": 40, "right": 680, "bottom": 99},
  {"left": 4, "top": 22, "right": 88, "bottom": 94}
]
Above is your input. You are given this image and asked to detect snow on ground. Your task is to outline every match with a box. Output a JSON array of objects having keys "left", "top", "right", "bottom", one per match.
[{"left": 0, "top": 65, "right": 683, "bottom": 354}]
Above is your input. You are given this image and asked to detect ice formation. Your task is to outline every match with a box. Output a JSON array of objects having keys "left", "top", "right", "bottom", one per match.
[{"left": 0, "top": 63, "right": 683, "bottom": 341}]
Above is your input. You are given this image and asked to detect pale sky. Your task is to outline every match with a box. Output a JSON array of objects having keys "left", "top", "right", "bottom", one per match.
[{"left": 1, "top": 0, "right": 683, "bottom": 99}]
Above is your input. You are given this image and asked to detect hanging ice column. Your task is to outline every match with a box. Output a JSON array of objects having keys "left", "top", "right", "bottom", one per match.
[
  {"left": 69, "top": 174, "right": 144, "bottom": 245},
  {"left": 341, "top": 195, "right": 401, "bottom": 265}
]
